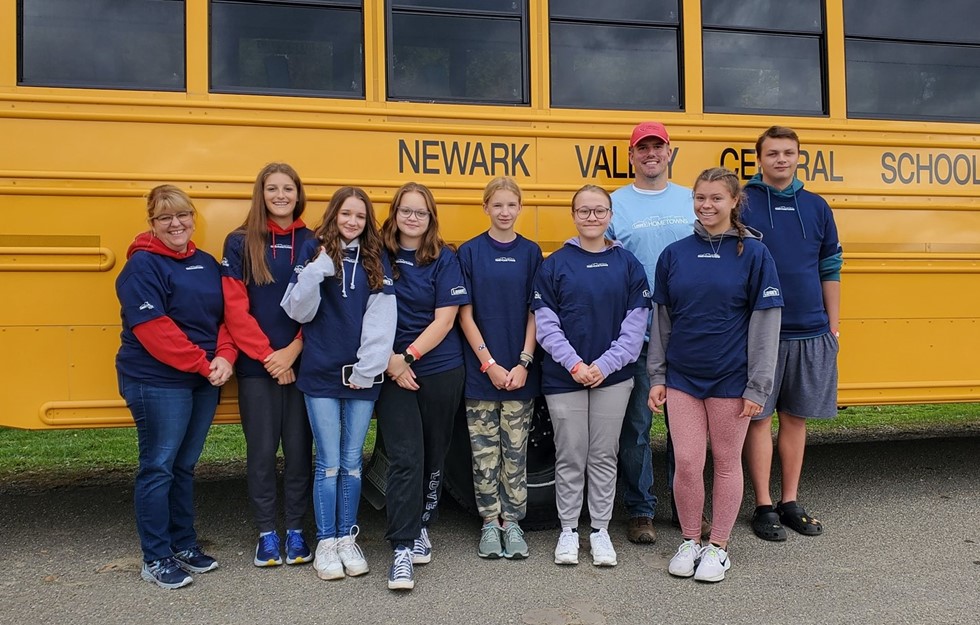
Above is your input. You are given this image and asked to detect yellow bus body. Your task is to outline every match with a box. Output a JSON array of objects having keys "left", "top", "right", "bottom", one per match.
[{"left": 2, "top": 2, "right": 978, "bottom": 429}]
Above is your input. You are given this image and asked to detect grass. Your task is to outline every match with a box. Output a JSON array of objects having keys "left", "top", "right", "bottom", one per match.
[{"left": 1, "top": 404, "right": 977, "bottom": 478}]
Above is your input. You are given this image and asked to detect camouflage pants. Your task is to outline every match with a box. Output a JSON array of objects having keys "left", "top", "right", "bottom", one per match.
[{"left": 466, "top": 398, "right": 533, "bottom": 521}]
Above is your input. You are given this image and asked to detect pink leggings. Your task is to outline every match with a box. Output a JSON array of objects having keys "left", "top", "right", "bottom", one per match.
[{"left": 667, "top": 388, "right": 750, "bottom": 544}]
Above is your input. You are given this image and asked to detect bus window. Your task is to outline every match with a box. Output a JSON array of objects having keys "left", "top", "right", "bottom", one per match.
[
  {"left": 702, "top": 0, "right": 825, "bottom": 115},
  {"left": 18, "top": 0, "right": 185, "bottom": 91},
  {"left": 210, "top": 0, "right": 364, "bottom": 98},
  {"left": 387, "top": 1, "right": 527, "bottom": 105},
  {"left": 549, "top": 0, "right": 681, "bottom": 111},
  {"left": 844, "top": 0, "right": 980, "bottom": 122}
]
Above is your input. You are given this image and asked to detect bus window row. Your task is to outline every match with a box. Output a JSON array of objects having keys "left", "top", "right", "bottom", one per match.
[{"left": 16, "top": 0, "right": 980, "bottom": 121}]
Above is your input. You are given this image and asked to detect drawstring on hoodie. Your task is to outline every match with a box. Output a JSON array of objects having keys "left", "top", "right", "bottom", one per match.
[
  {"left": 764, "top": 186, "right": 807, "bottom": 240},
  {"left": 340, "top": 243, "right": 360, "bottom": 299}
]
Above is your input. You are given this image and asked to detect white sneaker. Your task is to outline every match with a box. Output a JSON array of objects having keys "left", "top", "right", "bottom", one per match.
[
  {"left": 314, "top": 538, "right": 344, "bottom": 580},
  {"left": 554, "top": 528, "right": 579, "bottom": 565},
  {"left": 668, "top": 539, "right": 702, "bottom": 578},
  {"left": 694, "top": 544, "right": 731, "bottom": 582},
  {"left": 588, "top": 529, "right": 617, "bottom": 567},
  {"left": 336, "top": 527, "right": 369, "bottom": 577}
]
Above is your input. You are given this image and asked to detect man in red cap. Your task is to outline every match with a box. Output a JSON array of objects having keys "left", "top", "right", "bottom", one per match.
[{"left": 606, "top": 121, "right": 704, "bottom": 544}]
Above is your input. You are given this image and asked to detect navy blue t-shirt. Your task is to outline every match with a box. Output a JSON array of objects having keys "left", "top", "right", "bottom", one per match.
[
  {"left": 221, "top": 227, "right": 314, "bottom": 377},
  {"left": 290, "top": 238, "right": 396, "bottom": 400},
  {"left": 654, "top": 234, "right": 783, "bottom": 399},
  {"left": 392, "top": 246, "right": 469, "bottom": 377},
  {"left": 531, "top": 243, "right": 651, "bottom": 395},
  {"left": 458, "top": 232, "right": 543, "bottom": 401},
  {"left": 116, "top": 248, "right": 224, "bottom": 387}
]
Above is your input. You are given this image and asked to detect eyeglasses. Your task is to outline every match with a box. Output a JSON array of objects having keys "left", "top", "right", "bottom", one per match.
[
  {"left": 573, "top": 206, "right": 611, "bottom": 220},
  {"left": 152, "top": 211, "right": 194, "bottom": 225},
  {"left": 397, "top": 207, "right": 430, "bottom": 220}
]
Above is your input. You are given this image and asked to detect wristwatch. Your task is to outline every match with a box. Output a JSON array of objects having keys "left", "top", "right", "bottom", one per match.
[{"left": 402, "top": 350, "right": 416, "bottom": 365}]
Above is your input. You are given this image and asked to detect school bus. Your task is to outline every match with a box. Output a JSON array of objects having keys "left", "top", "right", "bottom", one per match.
[{"left": 2, "top": 0, "right": 978, "bottom": 439}]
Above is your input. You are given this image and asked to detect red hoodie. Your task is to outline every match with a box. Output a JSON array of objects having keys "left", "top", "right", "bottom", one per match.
[{"left": 127, "top": 232, "right": 237, "bottom": 378}]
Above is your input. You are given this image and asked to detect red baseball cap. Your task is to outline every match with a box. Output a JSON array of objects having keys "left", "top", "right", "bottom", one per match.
[{"left": 630, "top": 121, "right": 670, "bottom": 147}]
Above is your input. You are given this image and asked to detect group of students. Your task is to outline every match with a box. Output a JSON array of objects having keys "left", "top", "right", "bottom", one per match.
[{"left": 114, "top": 122, "right": 841, "bottom": 591}]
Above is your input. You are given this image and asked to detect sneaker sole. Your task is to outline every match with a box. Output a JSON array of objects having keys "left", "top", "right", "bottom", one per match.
[
  {"left": 388, "top": 579, "right": 414, "bottom": 590},
  {"left": 254, "top": 557, "right": 283, "bottom": 567},
  {"left": 478, "top": 550, "right": 504, "bottom": 559},
  {"left": 668, "top": 566, "right": 695, "bottom": 578},
  {"left": 411, "top": 554, "right": 431, "bottom": 565},
  {"left": 554, "top": 556, "right": 578, "bottom": 565},
  {"left": 503, "top": 550, "right": 528, "bottom": 560},
  {"left": 285, "top": 555, "right": 312, "bottom": 565},
  {"left": 694, "top": 571, "right": 726, "bottom": 582},
  {"left": 176, "top": 561, "right": 218, "bottom": 574},
  {"left": 141, "top": 569, "right": 193, "bottom": 590},
  {"left": 316, "top": 567, "right": 345, "bottom": 581},
  {"left": 343, "top": 564, "right": 369, "bottom": 577},
  {"left": 592, "top": 558, "right": 617, "bottom": 567}
]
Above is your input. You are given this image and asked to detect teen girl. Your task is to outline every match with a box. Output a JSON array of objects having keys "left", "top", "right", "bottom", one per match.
[
  {"left": 376, "top": 182, "right": 469, "bottom": 590},
  {"left": 531, "top": 184, "right": 650, "bottom": 568},
  {"left": 458, "top": 177, "right": 542, "bottom": 559},
  {"left": 221, "top": 163, "right": 314, "bottom": 568},
  {"left": 647, "top": 167, "right": 783, "bottom": 582},
  {"left": 281, "top": 187, "right": 397, "bottom": 581}
]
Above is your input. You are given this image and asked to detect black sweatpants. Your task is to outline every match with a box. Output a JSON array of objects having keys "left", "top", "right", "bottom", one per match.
[
  {"left": 238, "top": 376, "right": 313, "bottom": 532},
  {"left": 375, "top": 365, "right": 464, "bottom": 550}
]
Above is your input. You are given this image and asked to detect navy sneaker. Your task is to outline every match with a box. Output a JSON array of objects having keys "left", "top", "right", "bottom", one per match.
[
  {"left": 254, "top": 532, "right": 283, "bottom": 567},
  {"left": 285, "top": 530, "right": 312, "bottom": 565},
  {"left": 141, "top": 557, "right": 193, "bottom": 589},
  {"left": 173, "top": 546, "right": 219, "bottom": 573},
  {"left": 387, "top": 547, "right": 415, "bottom": 591},
  {"left": 411, "top": 527, "right": 432, "bottom": 564}
]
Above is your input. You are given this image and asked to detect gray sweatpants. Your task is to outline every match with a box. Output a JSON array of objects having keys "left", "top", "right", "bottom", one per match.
[{"left": 545, "top": 380, "right": 633, "bottom": 530}]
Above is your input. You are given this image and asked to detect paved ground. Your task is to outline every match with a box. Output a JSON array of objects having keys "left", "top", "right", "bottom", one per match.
[{"left": 2, "top": 434, "right": 978, "bottom": 625}]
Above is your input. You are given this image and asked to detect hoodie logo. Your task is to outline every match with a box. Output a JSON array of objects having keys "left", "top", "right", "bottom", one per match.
[
  {"left": 395, "top": 258, "right": 414, "bottom": 266},
  {"left": 293, "top": 264, "right": 304, "bottom": 275},
  {"left": 185, "top": 265, "right": 204, "bottom": 271},
  {"left": 271, "top": 243, "right": 293, "bottom": 250},
  {"left": 642, "top": 289, "right": 652, "bottom": 299},
  {"left": 533, "top": 291, "right": 542, "bottom": 300},
  {"left": 585, "top": 262, "right": 609, "bottom": 269},
  {"left": 220, "top": 257, "right": 229, "bottom": 267},
  {"left": 495, "top": 256, "right": 516, "bottom": 263},
  {"left": 383, "top": 276, "right": 394, "bottom": 287},
  {"left": 763, "top": 286, "right": 780, "bottom": 298},
  {"left": 773, "top": 204, "right": 796, "bottom": 212},
  {"left": 697, "top": 253, "right": 720, "bottom": 259},
  {"left": 139, "top": 301, "right": 155, "bottom": 311},
  {"left": 450, "top": 286, "right": 468, "bottom": 296}
]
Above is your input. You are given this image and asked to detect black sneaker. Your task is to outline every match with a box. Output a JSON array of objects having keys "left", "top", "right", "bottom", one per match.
[
  {"left": 141, "top": 557, "right": 193, "bottom": 589},
  {"left": 173, "top": 546, "right": 219, "bottom": 573}
]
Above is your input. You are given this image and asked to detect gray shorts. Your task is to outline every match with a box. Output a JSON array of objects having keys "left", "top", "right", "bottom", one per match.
[{"left": 756, "top": 332, "right": 839, "bottom": 420}]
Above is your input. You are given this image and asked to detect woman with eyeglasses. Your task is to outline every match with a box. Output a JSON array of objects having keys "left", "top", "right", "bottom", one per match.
[
  {"left": 531, "top": 184, "right": 651, "bottom": 568},
  {"left": 220, "top": 163, "right": 314, "bottom": 569},
  {"left": 375, "top": 182, "right": 469, "bottom": 591},
  {"left": 115, "top": 185, "right": 236, "bottom": 589}
]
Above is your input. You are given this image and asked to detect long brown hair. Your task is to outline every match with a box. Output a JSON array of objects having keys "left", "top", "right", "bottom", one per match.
[
  {"left": 238, "top": 163, "right": 307, "bottom": 285},
  {"left": 315, "top": 186, "right": 386, "bottom": 290},
  {"left": 380, "top": 182, "right": 449, "bottom": 277},
  {"left": 693, "top": 167, "right": 748, "bottom": 256}
]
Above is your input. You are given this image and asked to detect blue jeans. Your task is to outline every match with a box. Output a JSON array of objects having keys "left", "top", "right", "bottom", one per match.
[
  {"left": 617, "top": 344, "right": 667, "bottom": 518},
  {"left": 304, "top": 396, "right": 374, "bottom": 540},
  {"left": 119, "top": 373, "right": 219, "bottom": 563}
]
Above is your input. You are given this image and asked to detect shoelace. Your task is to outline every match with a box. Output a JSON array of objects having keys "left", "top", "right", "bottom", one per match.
[
  {"left": 151, "top": 557, "right": 182, "bottom": 575},
  {"left": 482, "top": 524, "right": 501, "bottom": 543},
  {"left": 391, "top": 549, "right": 413, "bottom": 579},
  {"left": 285, "top": 532, "right": 305, "bottom": 553},
  {"left": 260, "top": 533, "right": 281, "bottom": 553},
  {"left": 592, "top": 531, "right": 613, "bottom": 551},
  {"left": 503, "top": 524, "right": 523, "bottom": 542},
  {"left": 557, "top": 531, "right": 578, "bottom": 552},
  {"left": 338, "top": 527, "right": 366, "bottom": 561},
  {"left": 677, "top": 540, "right": 701, "bottom": 558},
  {"left": 414, "top": 528, "right": 430, "bottom": 552}
]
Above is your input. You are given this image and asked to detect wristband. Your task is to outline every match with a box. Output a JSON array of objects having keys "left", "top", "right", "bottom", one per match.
[
  {"left": 519, "top": 351, "right": 534, "bottom": 362},
  {"left": 480, "top": 359, "right": 496, "bottom": 373},
  {"left": 407, "top": 344, "right": 422, "bottom": 361}
]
